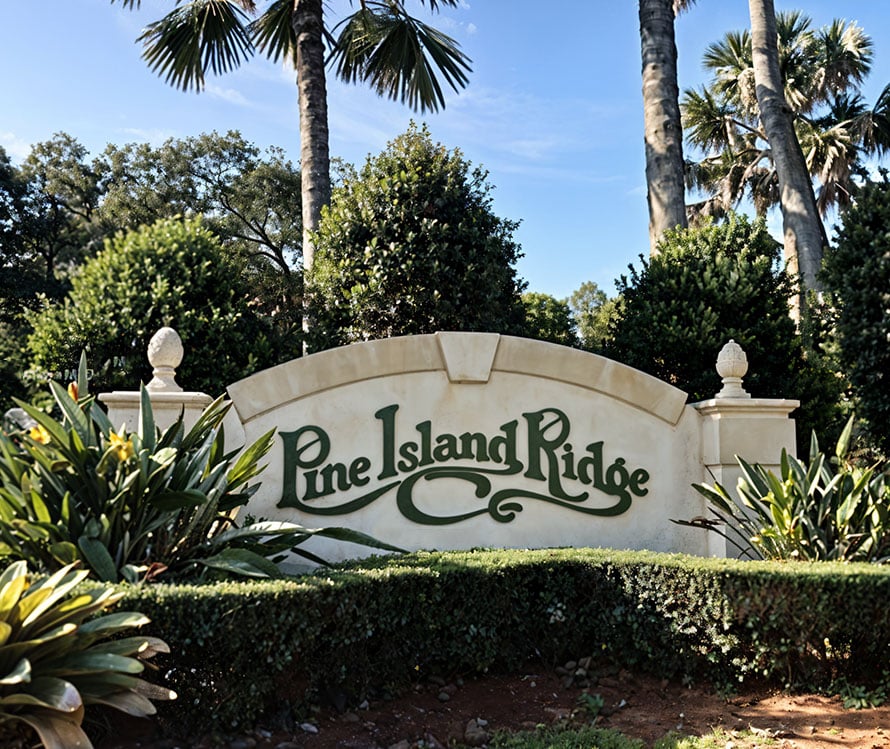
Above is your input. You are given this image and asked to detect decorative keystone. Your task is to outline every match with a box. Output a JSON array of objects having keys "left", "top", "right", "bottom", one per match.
[
  {"left": 146, "top": 327, "right": 184, "bottom": 392},
  {"left": 715, "top": 339, "right": 750, "bottom": 399}
]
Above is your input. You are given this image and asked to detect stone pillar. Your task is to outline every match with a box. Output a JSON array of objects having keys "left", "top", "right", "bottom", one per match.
[
  {"left": 99, "top": 327, "right": 213, "bottom": 433},
  {"left": 692, "top": 340, "right": 799, "bottom": 557}
]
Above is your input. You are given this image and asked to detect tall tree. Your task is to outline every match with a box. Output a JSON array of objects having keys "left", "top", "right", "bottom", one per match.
[
  {"left": 748, "top": 0, "right": 825, "bottom": 297},
  {"left": 639, "top": 0, "right": 694, "bottom": 253},
  {"left": 111, "top": 0, "right": 472, "bottom": 272},
  {"left": 308, "top": 124, "right": 526, "bottom": 348},
  {"left": 683, "top": 11, "right": 883, "bottom": 284}
]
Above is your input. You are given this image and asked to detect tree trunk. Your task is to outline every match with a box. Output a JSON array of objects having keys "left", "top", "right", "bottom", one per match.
[
  {"left": 748, "top": 0, "right": 824, "bottom": 301},
  {"left": 293, "top": 0, "right": 331, "bottom": 273},
  {"left": 639, "top": 0, "right": 688, "bottom": 254}
]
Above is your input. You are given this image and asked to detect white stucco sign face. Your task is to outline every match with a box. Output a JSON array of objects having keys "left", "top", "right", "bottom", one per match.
[{"left": 226, "top": 333, "right": 725, "bottom": 562}]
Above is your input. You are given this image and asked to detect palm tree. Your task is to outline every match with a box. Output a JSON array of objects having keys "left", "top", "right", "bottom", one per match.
[
  {"left": 682, "top": 8, "right": 885, "bottom": 293},
  {"left": 639, "top": 0, "right": 695, "bottom": 254},
  {"left": 748, "top": 0, "right": 823, "bottom": 297},
  {"left": 110, "top": 0, "right": 471, "bottom": 272}
]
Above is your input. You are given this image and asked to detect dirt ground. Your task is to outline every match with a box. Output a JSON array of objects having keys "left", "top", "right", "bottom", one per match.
[{"left": 97, "top": 665, "right": 890, "bottom": 749}]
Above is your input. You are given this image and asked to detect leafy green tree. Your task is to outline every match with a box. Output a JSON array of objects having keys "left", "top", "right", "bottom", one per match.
[
  {"left": 27, "top": 217, "right": 282, "bottom": 395},
  {"left": 98, "top": 131, "right": 305, "bottom": 348},
  {"left": 98, "top": 131, "right": 301, "bottom": 273},
  {"left": 18, "top": 133, "right": 104, "bottom": 276},
  {"left": 606, "top": 213, "right": 843, "bottom": 452},
  {"left": 112, "top": 0, "right": 472, "bottom": 270},
  {"left": 521, "top": 292, "right": 578, "bottom": 347},
  {"left": 569, "top": 281, "right": 617, "bottom": 352},
  {"left": 308, "top": 124, "right": 526, "bottom": 347},
  {"left": 823, "top": 177, "right": 890, "bottom": 451},
  {"left": 0, "top": 142, "right": 79, "bottom": 408}
]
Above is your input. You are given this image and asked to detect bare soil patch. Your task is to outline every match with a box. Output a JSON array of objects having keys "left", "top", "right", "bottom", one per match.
[{"left": 96, "top": 666, "right": 890, "bottom": 748}]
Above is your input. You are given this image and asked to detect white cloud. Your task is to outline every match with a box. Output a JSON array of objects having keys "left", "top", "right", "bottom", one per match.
[
  {"left": 0, "top": 132, "right": 31, "bottom": 160},
  {"left": 206, "top": 83, "right": 252, "bottom": 107},
  {"left": 116, "top": 127, "right": 176, "bottom": 145}
]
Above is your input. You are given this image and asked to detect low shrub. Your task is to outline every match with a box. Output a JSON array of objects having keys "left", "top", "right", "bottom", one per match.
[
  {"left": 0, "top": 561, "right": 174, "bottom": 749},
  {"left": 690, "top": 417, "right": 890, "bottom": 562},
  {"left": 0, "top": 360, "right": 401, "bottom": 582},
  {"left": 113, "top": 548, "right": 890, "bottom": 736}
]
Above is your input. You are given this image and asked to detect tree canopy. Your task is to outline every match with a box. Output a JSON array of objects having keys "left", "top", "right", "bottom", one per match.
[
  {"left": 27, "top": 217, "right": 282, "bottom": 395},
  {"left": 308, "top": 124, "right": 526, "bottom": 348}
]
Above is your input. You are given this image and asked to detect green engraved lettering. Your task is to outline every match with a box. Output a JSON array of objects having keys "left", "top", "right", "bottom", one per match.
[
  {"left": 577, "top": 441, "right": 605, "bottom": 487},
  {"left": 489, "top": 420, "right": 522, "bottom": 474},
  {"left": 349, "top": 456, "right": 371, "bottom": 487},
  {"left": 375, "top": 404, "right": 399, "bottom": 479},
  {"left": 416, "top": 421, "right": 434, "bottom": 466},
  {"left": 398, "top": 441, "right": 419, "bottom": 472},
  {"left": 560, "top": 443, "right": 578, "bottom": 480},
  {"left": 523, "top": 408, "right": 585, "bottom": 501},
  {"left": 458, "top": 432, "right": 489, "bottom": 461},
  {"left": 279, "top": 426, "right": 330, "bottom": 508},
  {"left": 432, "top": 433, "right": 459, "bottom": 462},
  {"left": 629, "top": 467, "right": 650, "bottom": 496}
]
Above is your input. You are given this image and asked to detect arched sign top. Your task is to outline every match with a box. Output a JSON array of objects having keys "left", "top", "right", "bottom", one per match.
[{"left": 227, "top": 333, "right": 688, "bottom": 426}]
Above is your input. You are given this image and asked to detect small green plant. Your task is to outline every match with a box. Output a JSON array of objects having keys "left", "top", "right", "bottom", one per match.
[
  {"left": 576, "top": 691, "right": 605, "bottom": 720},
  {"left": 653, "top": 729, "right": 780, "bottom": 748},
  {"left": 0, "top": 356, "right": 403, "bottom": 581},
  {"left": 687, "top": 417, "right": 890, "bottom": 562},
  {"left": 485, "top": 724, "right": 644, "bottom": 749},
  {"left": 832, "top": 676, "right": 888, "bottom": 709},
  {"left": 0, "top": 560, "right": 175, "bottom": 749}
]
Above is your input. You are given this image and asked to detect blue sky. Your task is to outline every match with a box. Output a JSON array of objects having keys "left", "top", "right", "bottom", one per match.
[{"left": 3, "top": 1, "right": 890, "bottom": 299}]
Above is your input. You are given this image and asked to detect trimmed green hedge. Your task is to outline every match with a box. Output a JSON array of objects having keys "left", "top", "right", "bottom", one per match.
[{"left": 116, "top": 548, "right": 890, "bottom": 735}]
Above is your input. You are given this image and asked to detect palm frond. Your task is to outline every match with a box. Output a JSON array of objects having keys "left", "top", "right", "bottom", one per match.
[
  {"left": 138, "top": 0, "right": 255, "bottom": 91},
  {"left": 813, "top": 19, "right": 873, "bottom": 101},
  {"left": 330, "top": 6, "right": 471, "bottom": 113},
  {"left": 682, "top": 86, "right": 741, "bottom": 152},
  {"left": 250, "top": 0, "right": 297, "bottom": 65}
]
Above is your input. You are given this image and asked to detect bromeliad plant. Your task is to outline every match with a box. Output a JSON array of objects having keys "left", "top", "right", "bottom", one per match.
[
  {"left": 0, "top": 357, "right": 403, "bottom": 582},
  {"left": 0, "top": 561, "right": 175, "bottom": 749},
  {"left": 689, "top": 417, "right": 890, "bottom": 562}
]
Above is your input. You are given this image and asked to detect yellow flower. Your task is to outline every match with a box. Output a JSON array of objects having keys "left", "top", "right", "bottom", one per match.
[
  {"left": 67, "top": 382, "right": 79, "bottom": 401},
  {"left": 29, "top": 425, "right": 51, "bottom": 445},
  {"left": 108, "top": 430, "right": 135, "bottom": 461}
]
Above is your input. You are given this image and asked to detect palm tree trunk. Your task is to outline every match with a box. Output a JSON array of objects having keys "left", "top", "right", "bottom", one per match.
[
  {"left": 748, "top": 0, "right": 825, "bottom": 301},
  {"left": 639, "top": 0, "right": 688, "bottom": 254},
  {"left": 293, "top": 0, "right": 331, "bottom": 273}
]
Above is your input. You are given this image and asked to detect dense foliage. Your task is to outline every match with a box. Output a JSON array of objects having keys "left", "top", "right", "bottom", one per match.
[
  {"left": 691, "top": 417, "right": 890, "bottom": 562},
  {"left": 0, "top": 132, "right": 303, "bottom": 407},
  {"left": 27, "top": 217, "right": 281, "bottom": 395},
  {"left": 0, "top": 362, "right": 401, "bottom": 583},
  {"left": 0, "top": 561, "right": 174, "bottom": 749},
  {"left": 569, "top": 281, "right": 616, "bottom": 353},
  {"left": 118, "top": 548, "right": 890, "bottom": 734},
  {"left": 606, "top": 214, "right": 844, "bottom": 451},
  {"left": 521, "top": 292, "right": 579, "bottom": 346},
  {"left": 823, "top": 177, "right": 890, "bottom": 451},
  {"left": 0, "top": 363, "right": 274, "bottom": 582},
  {"left": 308, "top": 124, "right": 526, "bottom": 348}
]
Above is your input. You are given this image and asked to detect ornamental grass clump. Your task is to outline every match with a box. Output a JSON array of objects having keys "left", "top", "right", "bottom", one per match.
[
  {"left": 691, "top": 417, "right": 890, "bottom": 562},
  {"left": 0, "top": 560, "right": 175, "bottom": 749}
]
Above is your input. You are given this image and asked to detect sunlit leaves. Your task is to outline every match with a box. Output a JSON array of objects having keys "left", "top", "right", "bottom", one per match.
[
  {"left": 330, "top": 7, "right": 470, "bottom": 113},
  {"left": 138, "top": 0, "right": 255, "bottom": 91}
]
